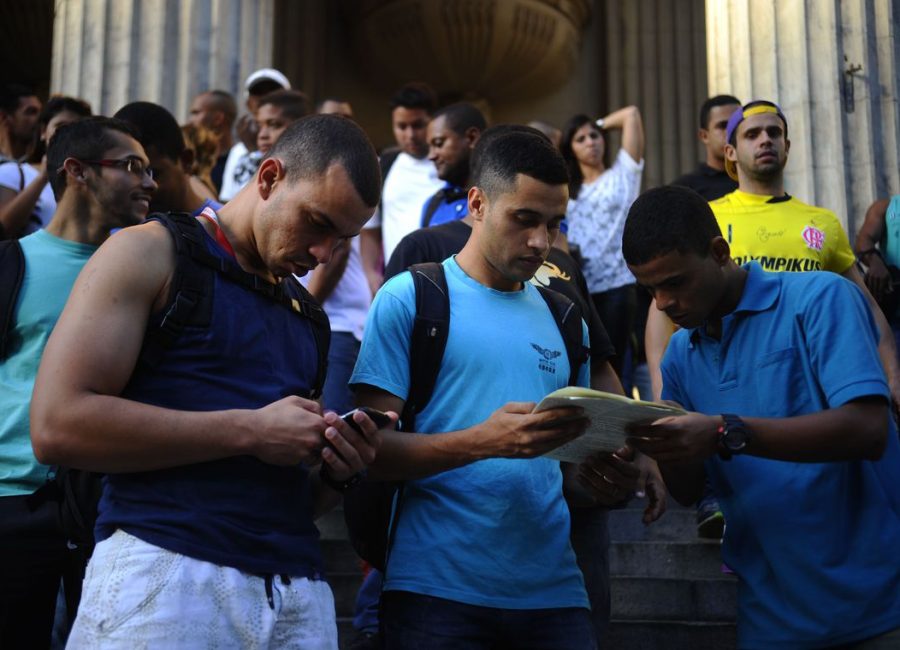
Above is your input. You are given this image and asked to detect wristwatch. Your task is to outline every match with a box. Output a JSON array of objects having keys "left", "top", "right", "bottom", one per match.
[
  {"left": 595, "top": 117, "right": 605, "bottom": 130},
  {"left": 716, "top": 414, "right": 750, "bottom": 460},
  {"left": 319, "top": 464, "right": 366, "bottom": 492}
]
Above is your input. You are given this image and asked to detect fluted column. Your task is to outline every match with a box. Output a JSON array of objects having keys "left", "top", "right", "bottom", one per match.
[
  {"left": 598, "top": 0, "right": 709, "bottom": 190},
  {"left": 51, "top": 0, "right": 275, "bottom": 120},
  {"left": 706, "top": 0, "right": 900, "bottom": 234}
]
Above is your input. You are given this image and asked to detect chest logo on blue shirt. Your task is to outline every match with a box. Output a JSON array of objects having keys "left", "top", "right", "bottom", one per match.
[{"left": 531, "top": 343, "right": 562, "bottom": 374}]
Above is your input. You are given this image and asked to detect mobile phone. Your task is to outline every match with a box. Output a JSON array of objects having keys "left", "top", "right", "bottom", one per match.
[{"left": 341, "top": 407, "right": 392, "bottom": 433}]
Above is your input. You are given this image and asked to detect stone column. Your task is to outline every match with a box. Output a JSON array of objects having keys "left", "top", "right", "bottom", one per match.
[
  {"left": 706, "top": 0, "right": 900, "bottom": 234},
  {"left": 598, "top": 0, "right": 709, "bottom": 189},
  {"left": 51, "top": 0, "right": 275, "bottom": 121}
]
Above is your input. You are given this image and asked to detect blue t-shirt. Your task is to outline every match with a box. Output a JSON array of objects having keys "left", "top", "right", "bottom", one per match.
[
  {"left": 0, "top": 230, "right": 97, "bottom": 496},
  {"left": 661, "top": 262, "right": 900, "bottom": 649},
  {"left": 351, "top": 256, "right": 590, "bottom": 610}
]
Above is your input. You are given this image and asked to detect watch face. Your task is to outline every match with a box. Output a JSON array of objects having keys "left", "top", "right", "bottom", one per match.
[{"left": 724, "top": 426, "right": 747, "bottom": 451}]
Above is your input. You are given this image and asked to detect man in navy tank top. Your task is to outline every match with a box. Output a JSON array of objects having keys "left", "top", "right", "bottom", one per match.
[{"left": 31, "top": 114, "right": 388, "bottom": 649}]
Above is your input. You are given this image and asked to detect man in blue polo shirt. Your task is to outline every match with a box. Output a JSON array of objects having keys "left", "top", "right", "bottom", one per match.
[
  {"left": 420, "top": 101, "right": 486, "bottom": 228},
  {"left": 623, "top": 185, "right": 900, "bottom": 649}
]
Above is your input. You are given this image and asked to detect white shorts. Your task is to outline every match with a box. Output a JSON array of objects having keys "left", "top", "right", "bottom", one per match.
[{"left": 67, "top": 529, "right": 337, "bottom": 649}]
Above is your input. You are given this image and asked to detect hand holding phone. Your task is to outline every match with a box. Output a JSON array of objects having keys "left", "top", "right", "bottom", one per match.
[
  {"left": 319, "top": 407, "right": 392, "bottom": 492},
  {"left": 341, "top": 407, "right": 393, "bottom": 432}
]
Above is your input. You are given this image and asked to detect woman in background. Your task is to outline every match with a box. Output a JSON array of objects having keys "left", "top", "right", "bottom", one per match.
[{"left": 560, "top": 107, "right": 645, "bottom": 376}]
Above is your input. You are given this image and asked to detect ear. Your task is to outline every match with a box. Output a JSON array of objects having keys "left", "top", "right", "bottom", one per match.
[
  {"left": 179, "top": 148, "right": 195, "bottom": 174},
  {"left": 698, "top": 128, "right": 709, "bottom": 145},
  {"left": 710, "top": 235, "right": 731, "bottom": 266},
  {"left": 468, "top": 186, "right": 487, "bottom": 221},
  {"left": 256, "top": 157, "right": 285, "bottom": 199},
  {"left": 784, "top": 137, "right": 791, "bottom": 156},
  {"left": 465, "top": 127, "right": 481, "bottom": 148},
  {"left": 724, "top": 143, "right": 737, "bottom": 164},
  {"left": 61, "top": 158, "right": 89, "bottom": 186}
]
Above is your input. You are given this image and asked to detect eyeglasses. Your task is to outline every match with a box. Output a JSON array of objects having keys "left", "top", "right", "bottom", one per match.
[{"left": 80, "top": 158, "right": 155, "bottom": 180}]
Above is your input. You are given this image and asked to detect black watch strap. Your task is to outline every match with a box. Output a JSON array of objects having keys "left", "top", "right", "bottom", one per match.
[
  {"left": 319, "top": 464, "right": 365, "bottom": 493},
  {"left": 717, "top": 413, "right": 749, "bottom": 460}
]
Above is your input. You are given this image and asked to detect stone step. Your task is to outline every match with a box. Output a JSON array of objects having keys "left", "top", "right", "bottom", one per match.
[
  {"left": 609, "top": 540, "right": 725, "bottom": 579},
  {"left": 607, "top": 620, "right": 737, "bottom": 649},
  {"left": 610, "top": 576, "right": 735, "bottom": 621},
  {"left": 608, "top": 505, "right": 698, "bottom": 542}
]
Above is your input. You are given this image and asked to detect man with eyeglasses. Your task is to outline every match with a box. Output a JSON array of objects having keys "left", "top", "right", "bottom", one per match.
[
  {"left": 0, "top": 116, "right": 155, "bottom": 649},
  {"left": 30, "top": 115, "right": 387, "bottom": 649},
  {"left": 115, "top": 101, "right": 220, "bottom": 216}
]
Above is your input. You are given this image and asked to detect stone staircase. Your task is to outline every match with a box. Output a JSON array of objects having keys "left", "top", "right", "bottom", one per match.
[{"left": 317, "top": 499, "right": 737, "bottom": 649}]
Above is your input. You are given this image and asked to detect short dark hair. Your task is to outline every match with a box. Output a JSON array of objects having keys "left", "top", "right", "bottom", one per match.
[
  {"left": 559, "top": 113, "right": 607, "bottom": 198},
  {"left": 268, "top": 114, "right": 381, "bottom": 208},
  {"left": 257, "top": 89, "right": 311, "bottom": 123},
  {"left": 699, "top": 95, "right": 741, "bottom": 129},
  {"left": 622, "top": 186, "right": 722, "bottom": 266},
  {"left": 0, "top": 83, "right": 36, "bottom": 115},
  {"left": 113, "top": 101, "right": 185, "bottom": 162},
  {"left": 389, "top": 82, "right": 437, "bottom": 113},
  {"left": 433, "top": 102, "right": 487, "bottom": 135},
  {"left": 40, "top": 96, "right": 92, "bottom": 128},
  {"left": 470, "top": 125, "right": 568, "bottom": 199},
  {"left": 205, "top": 90, "right": 237, "bottom": 126},
  {"left": 47, "top": 117, "right": 139, "bottom": 200}
]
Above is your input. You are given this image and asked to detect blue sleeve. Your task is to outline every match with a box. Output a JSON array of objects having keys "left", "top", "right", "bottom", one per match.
[
  {"left": 799, "top": 274, "right": 889, "bottom": 408},
  {"left": 349, "top": 273, "right": 416, "bottom": 400},
  {"left": 660, "top": 333, "right": 692, "bottom": 410}
]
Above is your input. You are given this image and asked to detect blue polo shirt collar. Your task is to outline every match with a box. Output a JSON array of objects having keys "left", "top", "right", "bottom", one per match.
[{"left": 688, "top": 261, "right": 777, "bottom": 344}]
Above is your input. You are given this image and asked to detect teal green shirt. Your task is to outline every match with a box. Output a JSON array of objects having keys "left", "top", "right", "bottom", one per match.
[{"left": 0, "top": 229, "right": 96, "bottom": 496}]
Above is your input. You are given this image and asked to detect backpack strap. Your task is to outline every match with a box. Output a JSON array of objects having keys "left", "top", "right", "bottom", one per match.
[
  {"left": 400, "top": 262, "right": 450, "bottom": 432},
  {"left": 0, "top": 239, "right": 25, "bottom": 360},
  {"left": 536, "top": 286, "right": 590, "bottom": 386},
  {"left": 140, "top": 212, "right": 331, "bottom": 397}
]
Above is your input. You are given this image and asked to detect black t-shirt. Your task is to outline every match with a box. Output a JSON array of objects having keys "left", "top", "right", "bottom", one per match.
[
  {"left": 671, "top": 162, "right": 738, "bottom": 201},
  {"left": 385, "top": 220, "right": 615, "bottom": 365}
]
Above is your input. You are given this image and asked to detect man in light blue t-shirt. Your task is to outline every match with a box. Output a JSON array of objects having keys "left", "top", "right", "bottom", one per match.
[
  {"left": 0, "top": 117, "right": 155, "bottom": 648},
  {"left": 352, "top": 129, "right": 653, "bottom": 649},
  {"left": 624, "top": 186, "right": 900, "bottom": 649}
]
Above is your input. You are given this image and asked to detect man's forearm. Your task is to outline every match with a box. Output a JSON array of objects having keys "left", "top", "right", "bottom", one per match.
[{"left": 31, "top": 392, "right": 254, "bottom": 473}]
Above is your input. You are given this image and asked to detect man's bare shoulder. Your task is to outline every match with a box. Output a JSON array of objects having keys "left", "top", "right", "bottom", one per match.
[{"left": 81, "top": 220, "right": 178, "bottom": 309}]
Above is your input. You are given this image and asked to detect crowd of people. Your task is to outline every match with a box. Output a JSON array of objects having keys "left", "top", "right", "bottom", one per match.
[{"left": 0, "top": 69, "right": 899, "bottom": 650}]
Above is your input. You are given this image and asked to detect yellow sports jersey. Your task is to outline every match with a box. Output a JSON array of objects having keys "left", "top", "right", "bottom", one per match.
[{"left": 710, "top": 189, "right": 856, "bottom": 274}]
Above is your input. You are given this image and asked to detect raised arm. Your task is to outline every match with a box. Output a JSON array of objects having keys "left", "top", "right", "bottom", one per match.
[
  {"left": 31, "top": 222, "right": 334, "bottom": 473},
  {"left": 600, "top": 105, "right": 644, "bottom": 164}
]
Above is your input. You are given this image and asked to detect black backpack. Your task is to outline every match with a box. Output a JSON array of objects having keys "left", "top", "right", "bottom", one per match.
[
  {"left": 2, "top": 213, "right": 331, "bottom": 554},
  {"left": 343, "top": 262, "right": 590, "bottom": 571}
]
